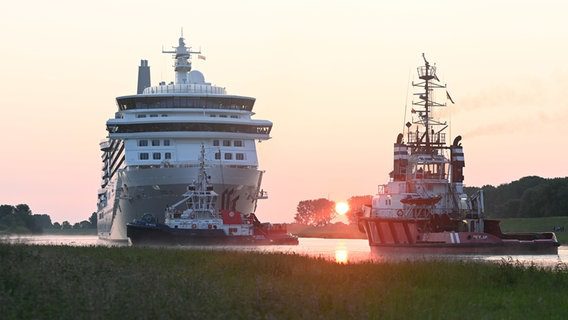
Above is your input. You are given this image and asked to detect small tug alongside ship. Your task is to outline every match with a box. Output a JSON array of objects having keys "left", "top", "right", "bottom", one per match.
[
  {"left": 127, "top": 146, "right": 298, "bottom": 245},
  {"left": 359, "top": 54, "right": 559, "bottom": 255}
]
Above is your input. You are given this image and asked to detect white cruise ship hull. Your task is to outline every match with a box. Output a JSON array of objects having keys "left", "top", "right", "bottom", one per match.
[{"left": 98, "top": 165, "right": 262, "bottom": 240}]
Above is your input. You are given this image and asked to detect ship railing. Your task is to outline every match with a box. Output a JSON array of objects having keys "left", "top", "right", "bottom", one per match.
[
  {"left": 125, "top": 163, "right": 258, "bottom": 170},
  {"left": 143, "top": 84, "right": 227, "bottom": 95},
  {"left": 407, "top": 131, "right": 446, "bottom": 145}
]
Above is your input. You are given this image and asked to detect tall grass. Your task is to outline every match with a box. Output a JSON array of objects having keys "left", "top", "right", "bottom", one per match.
[{"left": 0, "top": 244, "right": 567, "bottom": 319}]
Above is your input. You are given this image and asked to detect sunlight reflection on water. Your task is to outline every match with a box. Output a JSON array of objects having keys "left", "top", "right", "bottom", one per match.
[{"left": 3, "top": 235, "right": 567, "bottom": 267}]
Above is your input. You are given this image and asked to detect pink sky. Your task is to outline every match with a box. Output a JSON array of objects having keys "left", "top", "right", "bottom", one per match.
[{"left": 1, "top": 1, "right": 567, "bottom": 223}]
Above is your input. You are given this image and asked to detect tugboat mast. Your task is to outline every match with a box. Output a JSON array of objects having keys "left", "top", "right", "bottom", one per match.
[{"left": 411, "top": 53, "right": 447, "bottom": 154}]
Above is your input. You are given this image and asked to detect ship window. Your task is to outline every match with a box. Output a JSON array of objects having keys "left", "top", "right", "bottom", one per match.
[
  {"left": 139, "top": 153, "right": 149, "bottom": 160},
  {"left": 213, "top": 140, "right": 219, "bottom": 146},
  {"left": 230, "top": 115, "right": 239, "bottom": 118},
  {"left": 210, "top": 114, "right": 217, "bottom": 117},
  {"left": 150, "top": 114, "right": 159, "bottom": 118},
  {"left": 152, "top": 139, "right": 160, "bottom": 146},
  {"left": 234, "top": 140, "right": 243, "bottom": 147},
  {"left": 214, "top": 152, "right": 221, "bottom": 160},
  {"left": 223, "top": 140, "right": 231, "bottom": 147},
  {"left": 138, "top": 140, "right": 148, "bottom": 147},
  {"left": 136, "top": 114, "right": 146, "bottom": 118},
  {"left": 153, "top": 153, "right": 161, "bottom": 160},
  {"left": 165, "top": 152, "right": 172, "bottom": 160},
  {"left": 219, "top": 115, "right": 227, "bottom": 118},
  {"left": 236, "top": 153, "right": 245, "bottom": 160},
  {"left": 161, "top": 114, "right": 168, "bottom": 117},
  {"left": 224, "top": 153, "right": 232, "bottom": 160},
  {"left": 163, "top": 140, "right": 170, "bottom": 146}
]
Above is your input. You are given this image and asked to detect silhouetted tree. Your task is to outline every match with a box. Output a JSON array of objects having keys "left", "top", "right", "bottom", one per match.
[
  {"left": 345, "top": 195, "right": 372, "bottom": 225},
  {"left": 61, "top": 221, "right": 71, "bottom": 229},
  {"left": 89, "top": 212, "right": 97, "bottom": 228},
  {"left": 294, "top": 198, "right": 335, "bottom": 226}
]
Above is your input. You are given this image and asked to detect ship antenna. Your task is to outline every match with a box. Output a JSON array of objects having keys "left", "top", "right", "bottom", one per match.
[
  {"left": 198, "top": 143, "right": 209, "bottom": 190},
  {"left": 402, "top": 68, "right": 412, "bottom": 136},
  {"left": 161, "top": 31, "right": 202, "bottom": 85},
  {"left": 411, "top": 53, "right": 447, "bottom": 154}
]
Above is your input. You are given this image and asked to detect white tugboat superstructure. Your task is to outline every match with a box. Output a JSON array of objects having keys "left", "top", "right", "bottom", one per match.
[{"left": 97, "top": 33, "right": 272, "bottom": 240}]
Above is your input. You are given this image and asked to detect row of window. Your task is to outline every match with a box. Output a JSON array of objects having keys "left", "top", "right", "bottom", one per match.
[
  {"left": 214, "top": 152, "right": 246, "bottom": 160},
  {"left": 138, "top": 152, "right": 246, "bottom": 161},
  {"left": 210, "top": 114, "right": 240, "bottom": 119},
  {"left": 139, "top": 139, "right": 171, "bottom": 147},
  {"left": 213, "top": 140, "right": 243, "bottom": 147},
  {"left": 139, "top": 152, "right": 172, "bottom": 160},
  {"left": 137, "top": 114, "right": 168, "bottom": 118}
]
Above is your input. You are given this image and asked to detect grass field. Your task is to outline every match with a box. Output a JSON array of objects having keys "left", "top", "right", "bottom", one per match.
[
  {"left": 500, "top": 216, "right": 568, "bottom": 244},
  {"left": 1, "top": 244, "right": 567, "bottom": 319}
]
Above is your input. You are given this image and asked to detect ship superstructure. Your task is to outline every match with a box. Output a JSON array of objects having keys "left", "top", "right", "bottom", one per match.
[
  {"left": 359, "top": 54, "right": 558, "bottom": 254},
  {"left": 97, "top": 34, "right": 271, "bottom": 240}
]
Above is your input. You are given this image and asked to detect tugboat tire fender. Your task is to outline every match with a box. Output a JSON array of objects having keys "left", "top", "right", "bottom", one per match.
[
  {"left": 191, "top": 224, "right": 197, "bottom": 229},
  {"left": 397, "top": 209, "right": 404, "bottom": 217}
]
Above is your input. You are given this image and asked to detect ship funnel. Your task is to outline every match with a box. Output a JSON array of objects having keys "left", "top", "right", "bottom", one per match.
[{"left": 137, "top": 59, "right": 151, "bottom": 94}]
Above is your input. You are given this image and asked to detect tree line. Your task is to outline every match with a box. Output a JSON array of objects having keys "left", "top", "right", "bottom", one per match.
[
  {"left": 0, "top": 204, "right": 97, "bottom": 234},
  {"left": 465, "top": 176, "right": 568, "bottom": 218}
]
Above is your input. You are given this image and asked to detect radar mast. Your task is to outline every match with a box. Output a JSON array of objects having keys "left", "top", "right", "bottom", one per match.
[
  {"left": 162, "top": 32, "right": 202, "bottom": 85},
  {"left": 409, "top": 53, "right": 448, "bottom": 154}
]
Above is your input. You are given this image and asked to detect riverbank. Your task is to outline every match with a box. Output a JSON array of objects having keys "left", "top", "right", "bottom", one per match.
[
  {"left": 500, "top": 216, "right": 568, "bottom": 244},
  {"left": 1, "top": 244, "right": 567, "bottom": 319}
]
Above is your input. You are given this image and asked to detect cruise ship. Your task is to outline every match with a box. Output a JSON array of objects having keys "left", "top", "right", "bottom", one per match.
[{"left": 97, "top": 35, "right": 272, "bottom": 240}]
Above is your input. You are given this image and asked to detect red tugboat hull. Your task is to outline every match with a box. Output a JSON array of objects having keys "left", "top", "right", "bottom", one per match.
[{"left": 360, "top": 217, "right": 559, "bottom": 255}]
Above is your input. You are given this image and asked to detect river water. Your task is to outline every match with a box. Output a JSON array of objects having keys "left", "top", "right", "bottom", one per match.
[{"left": 3, "top": 235, "right": 567, "bottom": 267}]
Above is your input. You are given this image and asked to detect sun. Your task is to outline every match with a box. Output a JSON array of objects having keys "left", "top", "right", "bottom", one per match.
[{"left": 335, "top": 202, "right": 349, "bottom": 216}]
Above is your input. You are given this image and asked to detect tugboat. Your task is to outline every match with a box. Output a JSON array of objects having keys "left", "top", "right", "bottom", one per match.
[
  {"left": 358, "top": 54, "right": 559, "bottom": 255},
  {"left": 127, "top": 145, "right": 298, "bottom": 246}
]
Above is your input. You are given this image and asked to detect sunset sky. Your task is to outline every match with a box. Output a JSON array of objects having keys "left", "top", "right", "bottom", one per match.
[{"left": 1, "top": 0, "right": 567, "bottom": 223}]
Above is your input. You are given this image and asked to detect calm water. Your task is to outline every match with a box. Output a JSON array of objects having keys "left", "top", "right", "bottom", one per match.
[{"left": 3, "top": 234, "right": 567, "bottom": 267}]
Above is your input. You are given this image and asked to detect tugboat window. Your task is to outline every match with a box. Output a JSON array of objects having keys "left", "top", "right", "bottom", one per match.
[
  {"left": 165, "top": 152, "right": 172, "bottom": 159},
  {"left": 236, "top": 153, "right": 245, "bottom": 160},
  {"left": 223, "top": 140, "right": 231, "bottom": 147},
  {"left": 152, "top": 139, "right": 160, "bottom": 146},
  {"left": 213, "top": 140, "right": 219, "bottom": 146},
  {"left": 224, "top": 153, "right": 232, "bottom": 160},
  {"left": 234, "top": 140, "right": 243, "bottom": 147},
  {"left": 139, "top": 153, "right": 149, "bottom": 160},
  {"left": 138, "top": 140, "right": 148, "bottom": 147},
  {"left": 153, "top": 153, "right": 161, "bottom": 160},
  {"left": 164, "top": 140, "right": 170, "bottom": 146},
  {"left": 215, "top": 152, "right": 221, "bottom": 160}
]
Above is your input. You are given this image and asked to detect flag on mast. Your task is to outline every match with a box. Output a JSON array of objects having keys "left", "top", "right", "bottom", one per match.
[
  {"left": 198, "top": 55, "right": 206, "bottom": 60},
  {"left": 446, "top": 91, "right": 455, "bottom": 104}
]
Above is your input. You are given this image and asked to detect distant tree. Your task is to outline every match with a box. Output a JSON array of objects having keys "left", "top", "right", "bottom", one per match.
[
  {"left": 32, "top": 214, "right": 53, "bottom": 230},
  {"left": 89, "top": 212, "right": 97, "bottom": 228},
  {"left": 78, "top": 220, "right": 91, "bottom": 229},
  {"left": 0, "top": 205, "right": 14, "bottom": 220},
  {"left": 53, "top": 222, "right": 61, "bottom": 229},
  {"left": 345, "top": 195, "right": 373, "bottom": 225},
  {"left": 294, "top": 198, "right": 335, "bottom": 226},
  {"left": 61, "top": 221, "right": 71, "bottom": 229}
]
